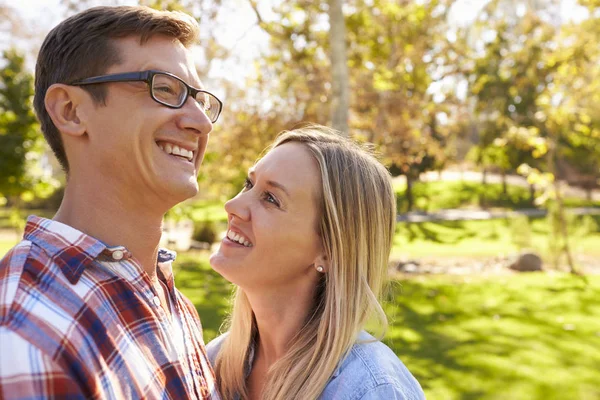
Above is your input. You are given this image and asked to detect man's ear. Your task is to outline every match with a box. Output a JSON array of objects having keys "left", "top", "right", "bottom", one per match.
[{"left": 44, "top": 84, "right": 88, "bottom": 138}]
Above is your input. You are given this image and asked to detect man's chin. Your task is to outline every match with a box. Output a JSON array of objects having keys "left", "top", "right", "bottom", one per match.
[{"left": 162, "top": 181, "right": 199, "bottom": 206}]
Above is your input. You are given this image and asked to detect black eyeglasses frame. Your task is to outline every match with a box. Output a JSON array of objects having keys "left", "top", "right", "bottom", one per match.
[{"left": 69, "top": 70, "right": 223, "bottom": 123}]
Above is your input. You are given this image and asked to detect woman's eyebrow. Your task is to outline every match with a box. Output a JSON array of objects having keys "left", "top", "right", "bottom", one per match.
[
  {"left": 266, "top": 180, "right": 290, "bottom": 197},
  {"left": 248, "top": 169, "right": 290, "bottom": 197}
]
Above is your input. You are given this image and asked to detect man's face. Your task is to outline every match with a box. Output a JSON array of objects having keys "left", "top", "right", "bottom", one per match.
[{"left": 77, "top": 35, "right": 212, "bottom": 210}]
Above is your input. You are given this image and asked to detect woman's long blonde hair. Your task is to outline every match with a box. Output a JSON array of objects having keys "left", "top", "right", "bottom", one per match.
[{"left": 214, "top": 125, "right": 397, "bottom": 400}]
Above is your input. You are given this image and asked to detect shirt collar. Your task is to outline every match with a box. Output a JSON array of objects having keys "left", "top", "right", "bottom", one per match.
[
  {"left": 331, "top": 331, "right": 371, "bottom": 378},
  {"left": 24, "top": 216, "right": 107, "bottom": 285},
  {"left": 24, "top": 216, "right": 177, "bottom": 286},
  {"left": 157, "top": 248, "right": 177, "bottom": 290},
  {"left": 242, "top": 331, "right": 359, "bottom": 379}
]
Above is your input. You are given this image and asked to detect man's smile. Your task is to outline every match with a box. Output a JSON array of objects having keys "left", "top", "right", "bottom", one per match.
[{"left": 156, "top": 140, "right": 195, "bottom": 162}]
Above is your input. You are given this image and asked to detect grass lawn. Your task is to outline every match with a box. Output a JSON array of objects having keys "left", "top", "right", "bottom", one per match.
[
  {"left": 384, "top": 274, "right": 600, "bottom": 400},
  {"left": 393, "top": 215, "right": 600, "bottom": 259},
  {"left": 174, "top": 252, "right": 600, "bottom": 400}
]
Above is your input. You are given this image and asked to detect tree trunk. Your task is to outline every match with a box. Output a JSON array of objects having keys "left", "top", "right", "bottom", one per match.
[
  {"left": 547, "top": 139, "right": 579, "bottom": 275},
  {"left": 480, "top": 168, "right": 487, "bottom": 209},
  {"left": 406, "top": 175, "right": 414, "bottom": 212},
  {"left": 328, "top": 0, "right": 349, "bottom": 135},
  {"left": 501, "top": 169, "right": 508, "bottom": 195}
]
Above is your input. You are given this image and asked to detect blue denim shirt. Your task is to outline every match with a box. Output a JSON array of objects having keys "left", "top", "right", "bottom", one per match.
[{"left": 206, "top": 331, "right": 425, "bottom": 400}]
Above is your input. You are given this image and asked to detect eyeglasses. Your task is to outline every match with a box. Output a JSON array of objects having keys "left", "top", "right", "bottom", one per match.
[{"left": 70, "top": 70, "right": 223, "bottom": 123}]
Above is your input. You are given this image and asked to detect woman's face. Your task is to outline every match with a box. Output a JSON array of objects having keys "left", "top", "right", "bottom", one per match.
[{"left": 210, "top": 142, "right": 324, "bottom": 292}]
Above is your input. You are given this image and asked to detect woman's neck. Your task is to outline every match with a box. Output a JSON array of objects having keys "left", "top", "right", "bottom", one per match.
[{"left": 246, "top": 279, "right": 319, "bottom": 367}]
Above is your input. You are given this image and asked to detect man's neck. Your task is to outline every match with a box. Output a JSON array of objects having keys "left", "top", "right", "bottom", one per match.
[{"left": 54, "top": 178, "right": 167, "bottom": 281}]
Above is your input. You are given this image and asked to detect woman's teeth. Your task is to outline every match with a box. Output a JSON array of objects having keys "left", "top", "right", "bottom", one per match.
[
  {"left": 157, "top": 142, "right": 194, "bottom": 161},
  {"left": 226, "top": 230, "right": 253, "bottom": 247}
]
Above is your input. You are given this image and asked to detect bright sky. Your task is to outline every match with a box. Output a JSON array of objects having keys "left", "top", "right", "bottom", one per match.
[{"left": 1, "top": 0, "right": 270, "bottom": 98}]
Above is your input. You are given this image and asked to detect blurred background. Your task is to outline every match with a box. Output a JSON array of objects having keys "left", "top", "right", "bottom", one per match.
[{"left": 1, "top": 0, "right": 599, "bottom": 398}]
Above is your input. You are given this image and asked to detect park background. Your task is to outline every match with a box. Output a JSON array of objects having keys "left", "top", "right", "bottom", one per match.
[{"left": 1, "top": 0, "right": 599, "bottom": 398}]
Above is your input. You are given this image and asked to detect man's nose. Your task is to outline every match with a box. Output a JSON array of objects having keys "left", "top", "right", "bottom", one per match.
[{"left": 176, "top": 96, "right": 213, "bottom": 136}]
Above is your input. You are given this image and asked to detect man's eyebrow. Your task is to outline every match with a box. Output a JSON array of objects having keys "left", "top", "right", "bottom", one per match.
[
  {"left": 248, "top": 169, "right": 290, "bottom": 197},
  {"left": 154, "top": 68, "right": 203, "bottom": 88}
]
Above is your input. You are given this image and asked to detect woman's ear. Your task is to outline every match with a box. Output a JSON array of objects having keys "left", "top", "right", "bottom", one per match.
[
  {"left": 314, "top": 255, "right": 329, "bottom": 274},
  {"left": 44, "top": 83, "right": 87, "bottom": 138}
]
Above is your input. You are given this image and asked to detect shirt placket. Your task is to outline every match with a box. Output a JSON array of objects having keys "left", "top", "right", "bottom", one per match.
[{"left": 176, "top": 294, "right": 213, "bottom": 398}]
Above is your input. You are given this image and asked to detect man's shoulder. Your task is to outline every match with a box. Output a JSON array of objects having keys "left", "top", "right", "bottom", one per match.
[
  {"left": 1, "top": 239, "right": 35, "bottom": 270},
  {"left": 0, "top": 237, "right": 96, "bottom": 345},
  {"left": 323, "top": 331, "right": 425, "bottom": 400},
  {"left": 1, "top": 240, "right": 38, "bottom": 314},
  {"left": 0, "top": 240, "right": 83, "bottom": 370}
]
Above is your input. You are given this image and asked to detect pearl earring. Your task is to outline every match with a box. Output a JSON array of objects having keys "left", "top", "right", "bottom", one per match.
[{"left": 316, "top": 265, "right": 324, "bottom": 273}]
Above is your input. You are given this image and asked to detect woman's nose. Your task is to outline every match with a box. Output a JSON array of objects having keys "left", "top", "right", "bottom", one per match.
[{"left": 224, "top": 193, "right": 250, "bottom": 221}]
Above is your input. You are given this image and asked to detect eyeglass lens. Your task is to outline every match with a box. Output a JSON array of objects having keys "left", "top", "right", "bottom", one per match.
[
  {"left": 151, "top": 73, "right": 219, "bottom": 122},
  {"left": 152, "top": 74, "right": 186, "bottom": 107}
]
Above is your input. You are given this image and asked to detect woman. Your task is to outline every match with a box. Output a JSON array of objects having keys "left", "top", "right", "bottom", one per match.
[{"left": 208, "top": 125, "right": 424, "bottom": 400}]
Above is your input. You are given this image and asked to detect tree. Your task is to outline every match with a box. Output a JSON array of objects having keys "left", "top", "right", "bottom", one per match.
[
  {"left": 465, "top": 4, "right": 556, "bottom": 181},
  {"left": 464, "top": 0, "right": 600, "bottom": 274},
  {"left": 0, "top": 49, "right": 46, "bottom": 201},
  {"left": 346, "top": 0, "right": 459, "bottom": 210},
  {"left": 243, "top": 0, "right": 460, "bottom": 210}
]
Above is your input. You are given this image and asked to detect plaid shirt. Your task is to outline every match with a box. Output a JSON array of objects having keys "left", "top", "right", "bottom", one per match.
[{"left": 0, "top": 216, "right": 220, "bottom": 399}]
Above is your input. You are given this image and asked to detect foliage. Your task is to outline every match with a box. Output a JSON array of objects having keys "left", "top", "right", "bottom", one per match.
[
  {"left": 460, "top": 0, "right": 600, "bottom": 273},
  {"left": 192, "top": 219, "right": 218, "bottom": 244},
  {"left": 0, "top": 49, "right": 55, "bottom": 202},
  {"left": 198, "top": 0, "right": 463, "bottom": 201},
  {"left": 395, "top": 180, "right": 536, "bottom": 212}
]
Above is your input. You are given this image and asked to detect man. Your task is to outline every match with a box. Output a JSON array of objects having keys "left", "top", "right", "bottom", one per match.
[{"left": 0, "top": 6, "right": 222, "bottom": 399}]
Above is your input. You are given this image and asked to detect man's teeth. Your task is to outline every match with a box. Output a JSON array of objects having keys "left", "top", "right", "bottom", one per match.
[
  {"left": 158, "top": 142, "right": 194, "bottom": 161},
  {"left": 226, "top": 230, "right": 253, "bottom": 247}
]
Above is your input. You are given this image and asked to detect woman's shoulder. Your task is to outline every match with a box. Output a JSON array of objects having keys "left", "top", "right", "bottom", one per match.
[
  {"left": 206, "top": 332, "right": 229, "bottom": 366},
  {"left": 321, "top": 331, "right": 425, "bottom": 400}
]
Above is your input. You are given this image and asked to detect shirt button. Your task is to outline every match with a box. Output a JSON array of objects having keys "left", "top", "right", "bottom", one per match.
[
  {"left": 153, "top": 296, "right": 161, "bottom": 307},
  {"left": 112, "top": 250, "right": 124, "bottom": 260}
]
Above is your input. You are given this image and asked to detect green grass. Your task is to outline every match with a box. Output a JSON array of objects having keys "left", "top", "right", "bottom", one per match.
[
  {"left": 393, "top": 215, "right": 600, "bottom": 258},
  {"left": 174, "top": 251, "right": 234, "bottom": 340},
  {"left": 385, "top": 274, "right": 600, "bottom": 400},
  {"left": 174, "top": 254, "right": 600, "bottom": 400}
]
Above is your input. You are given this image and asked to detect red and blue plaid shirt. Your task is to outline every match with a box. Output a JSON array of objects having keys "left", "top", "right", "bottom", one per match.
[{"left": 0, "top": 216, "right": 220, "bottom": 399}]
